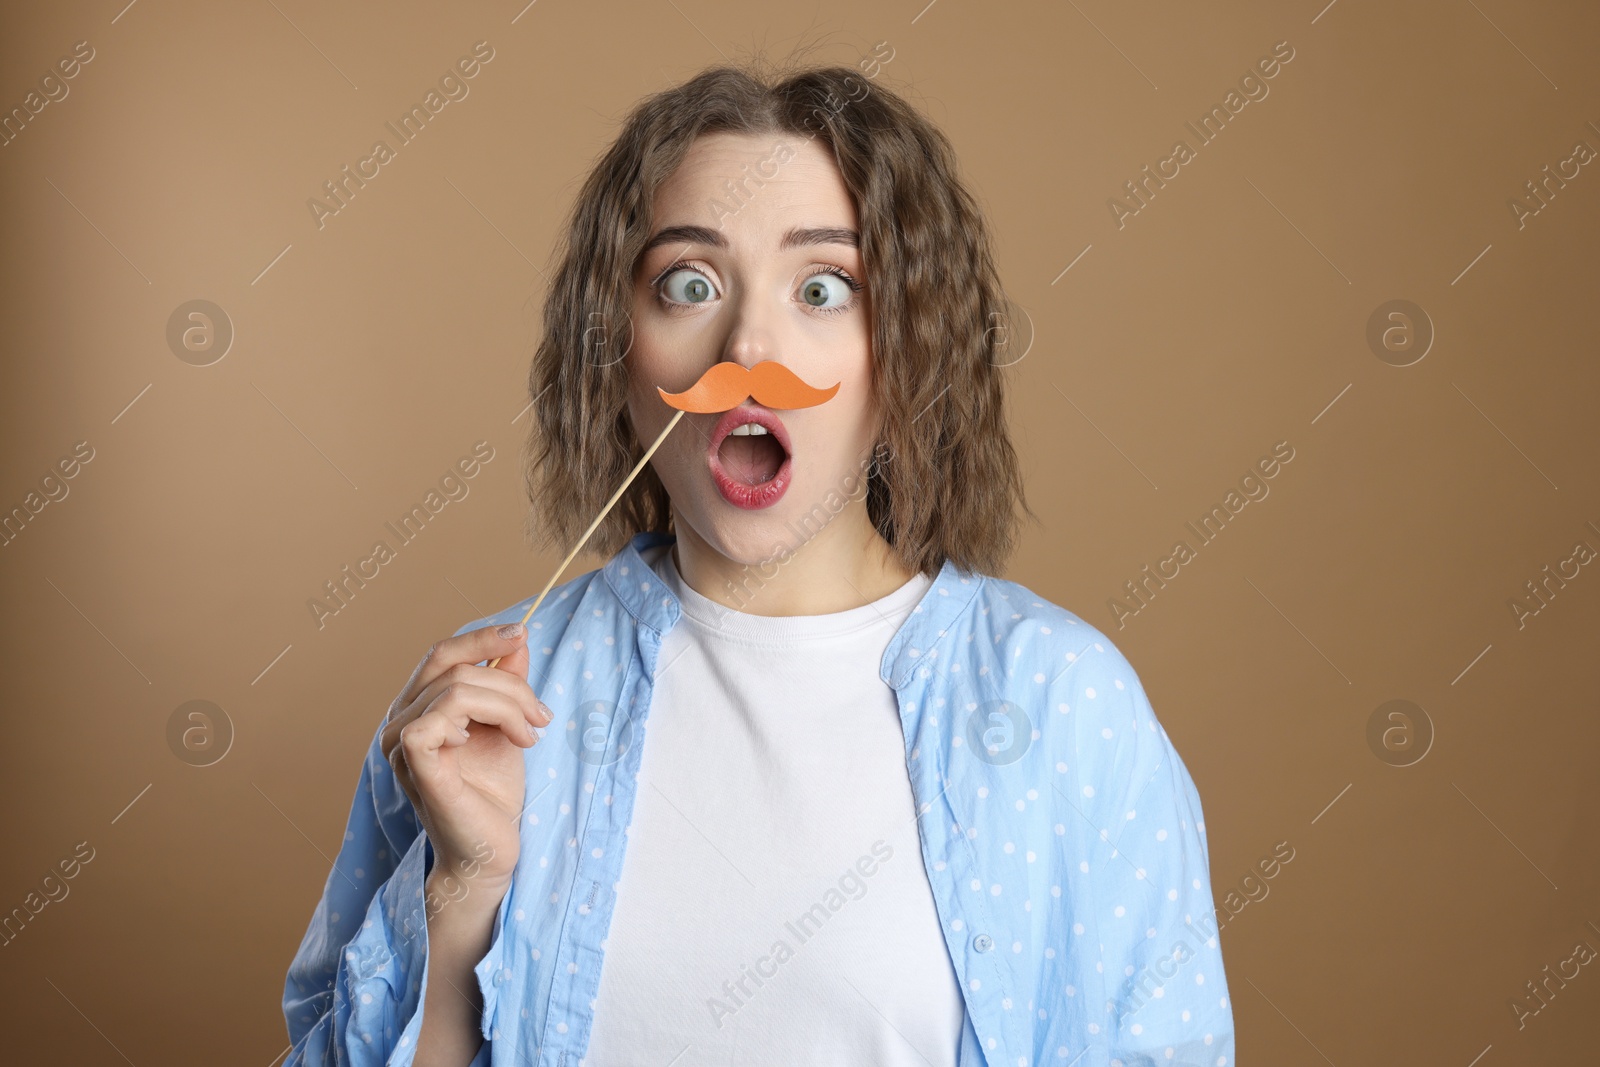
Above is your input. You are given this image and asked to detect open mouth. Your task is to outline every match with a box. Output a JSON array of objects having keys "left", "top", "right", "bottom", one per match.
[
  {"left": 707, "top": 406, "right": 794, "bottom": 509},
  {"left": 718, "top": 424, "right": 788, "bottom": 485}
]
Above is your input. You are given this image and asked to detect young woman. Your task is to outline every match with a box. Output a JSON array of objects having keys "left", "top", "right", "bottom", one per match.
[{"left": 283, "top": 62, "right": 1235, "bottom": 1067}]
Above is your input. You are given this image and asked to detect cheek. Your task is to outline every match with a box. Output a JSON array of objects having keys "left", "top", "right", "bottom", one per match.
[
  {"left": 842, "top": 348, "right": 877, "bottom": 439},
  {"left": 628, "top": 311, "right": 701, "bottom": 394},
  {"left": 624, "top": 328, "right": 673, "bottom": 407}
]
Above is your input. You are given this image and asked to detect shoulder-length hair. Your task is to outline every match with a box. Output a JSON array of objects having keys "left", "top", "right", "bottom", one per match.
[{"left": 523, "top": 60, "right": 1032, "bottom": 577}]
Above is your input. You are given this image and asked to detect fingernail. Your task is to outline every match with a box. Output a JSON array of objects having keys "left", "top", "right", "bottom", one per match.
[{"left": 496, "top": 623, "right": 524, "bottom": 640}]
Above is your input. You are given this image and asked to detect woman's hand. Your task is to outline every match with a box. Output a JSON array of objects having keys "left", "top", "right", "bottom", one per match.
[{"left": 380, "top": 623, "right": 550, "bottom": 889}]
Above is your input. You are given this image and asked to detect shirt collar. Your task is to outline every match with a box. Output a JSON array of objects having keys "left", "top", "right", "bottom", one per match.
[
  {"left": 601, "top": 530, "right": 985, "bottom": 689},
  {"left": 602, "top": 531, "right": 682, "bottom": 636}
]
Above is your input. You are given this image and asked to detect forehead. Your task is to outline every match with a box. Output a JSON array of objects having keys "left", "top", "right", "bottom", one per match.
[{"left": 650, "top": 131, "right": 858, "bottom": 233}]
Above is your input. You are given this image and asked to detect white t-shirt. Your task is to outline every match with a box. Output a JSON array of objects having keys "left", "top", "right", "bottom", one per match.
[{"left": 584, "top": 543, "right": 966, "bottom": 1066}]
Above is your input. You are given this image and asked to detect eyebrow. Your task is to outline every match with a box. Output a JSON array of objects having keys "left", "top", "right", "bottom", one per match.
[{"left": 639, "top": 224, "right": 859, "bottom": 256}]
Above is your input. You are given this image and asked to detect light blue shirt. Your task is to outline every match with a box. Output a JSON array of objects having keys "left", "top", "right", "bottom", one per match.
[{"left": 283, "top": 531, "right": 1236, "bottom": 1067}]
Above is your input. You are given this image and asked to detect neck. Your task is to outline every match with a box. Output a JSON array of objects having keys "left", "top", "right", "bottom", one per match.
[{"left": 669, "top": 498, "right": 918, "bottom": 616}]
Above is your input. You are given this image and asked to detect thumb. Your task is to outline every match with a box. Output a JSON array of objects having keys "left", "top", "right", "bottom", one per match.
[{"left": 490, "top": 622, "right": 530, "bottom": 677}]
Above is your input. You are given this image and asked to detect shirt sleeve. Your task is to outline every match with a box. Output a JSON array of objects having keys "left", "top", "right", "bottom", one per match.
[
  {"left": 1058, "top": 640, "right": 1237, "bottom": 1067},
  {"left": 281, "top": 711, "right": 513, "bottom": 1066}
]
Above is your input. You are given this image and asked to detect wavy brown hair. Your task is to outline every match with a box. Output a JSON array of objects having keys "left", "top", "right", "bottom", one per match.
[{"left": 523, "top": 59, "right": 1033, "bottom": 577}]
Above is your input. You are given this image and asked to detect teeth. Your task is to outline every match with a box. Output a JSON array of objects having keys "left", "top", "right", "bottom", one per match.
[{"left": 728, "top": 423, "right": 770, "bottom": 436}]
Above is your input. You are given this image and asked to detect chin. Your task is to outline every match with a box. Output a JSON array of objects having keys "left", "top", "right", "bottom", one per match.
[
  {"left": 672, "top": 495, "right": 796, "bottom": 572},
  {"left": 689, "top": 507, "right": 799, "bottom": 568}
]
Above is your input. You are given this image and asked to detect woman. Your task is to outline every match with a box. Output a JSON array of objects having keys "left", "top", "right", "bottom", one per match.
[{"left": 283, "top": 61, "right": 1235, "bottom": 1067}]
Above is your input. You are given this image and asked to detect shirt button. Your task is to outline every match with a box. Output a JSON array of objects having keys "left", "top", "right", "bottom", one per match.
[
  {"left": 494, "top": 969, "right": 510, "bottom": 986},
  {"left": 973, "top": 934, "right": 994, "bottom": 952}
]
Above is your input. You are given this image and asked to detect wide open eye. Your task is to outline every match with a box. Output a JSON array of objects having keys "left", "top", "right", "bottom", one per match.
[
  {"left": 661, "top": 268, "right": 716, "bottom": 305},
  {"left": 798, "top": 270, "right": 854, "bottom": 309}
]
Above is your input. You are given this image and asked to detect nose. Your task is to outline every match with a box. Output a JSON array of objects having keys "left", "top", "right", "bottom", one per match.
[{"left": 719, "top": 287, "right": 775, "bottom": 372}]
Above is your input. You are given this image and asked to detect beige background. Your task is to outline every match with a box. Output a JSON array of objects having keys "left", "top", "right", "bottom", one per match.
[{"left": 2, "top": 0, "right": 1597, "bottom": 1063}]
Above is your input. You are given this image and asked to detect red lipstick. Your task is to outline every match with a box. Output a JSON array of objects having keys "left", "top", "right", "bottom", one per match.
[{"left": 706, "top": 404, "right": 793, "bottom": 510}]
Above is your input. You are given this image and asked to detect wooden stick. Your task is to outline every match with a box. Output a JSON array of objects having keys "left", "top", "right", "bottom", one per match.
[{"left": 487, "top": 408, "right": 685, "bottom": 669}]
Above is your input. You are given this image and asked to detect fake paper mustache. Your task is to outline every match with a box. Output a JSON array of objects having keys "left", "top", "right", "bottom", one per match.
[{"left": 657, "top": 360, "right": 840, "bottom": 413}]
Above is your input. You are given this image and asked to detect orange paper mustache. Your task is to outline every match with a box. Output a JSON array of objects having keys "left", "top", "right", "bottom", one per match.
[{"left": 657, "top": 360, "right": 840, "bottom": 413}]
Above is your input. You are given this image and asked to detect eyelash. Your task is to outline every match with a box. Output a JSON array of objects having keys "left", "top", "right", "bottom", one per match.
[{"left": 651, "top": 260, "right": 863, "bottom": 315}]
